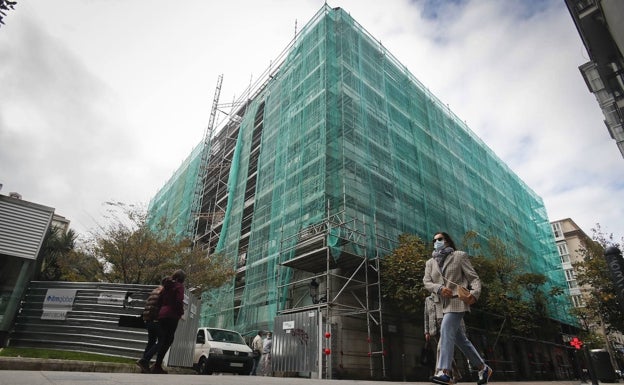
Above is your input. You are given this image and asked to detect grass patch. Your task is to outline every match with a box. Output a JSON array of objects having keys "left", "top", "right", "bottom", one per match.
[{"left": 0, "top": 347, "right": 135, "bottom": 364}]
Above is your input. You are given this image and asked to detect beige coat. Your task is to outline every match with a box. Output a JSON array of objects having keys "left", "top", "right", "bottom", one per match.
[
  {"left": 423, "top": 250, "right": 481, "bottom": 314},
  {"left": 424, "top": 295, "right": 442, "bottom": 336}
]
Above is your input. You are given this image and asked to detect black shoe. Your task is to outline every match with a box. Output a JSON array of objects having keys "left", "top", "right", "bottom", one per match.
[
  {"left": 136, "top": 359, "right": 150, "bottom": 373},
  {"left": 432, "top": 373, "right": 454, "bottom": 385},
  {"left": 477, "top": 365, "right": 493, "bottom": 385},
  {"left": 151, "top": 364, "right": 168, "bottom": 374}
]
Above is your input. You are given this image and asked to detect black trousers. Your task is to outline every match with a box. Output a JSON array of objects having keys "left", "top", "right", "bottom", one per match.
[{"left": 155, "top": 318, "right": 179, "bottom": 366}]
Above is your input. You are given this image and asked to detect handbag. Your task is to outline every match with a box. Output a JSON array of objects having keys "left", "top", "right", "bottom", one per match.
[
  {"left": 419, "top": 341, "right": 433, "bottom": 366},
  {"left": 457, "top": 285, "right": 472, "bottom": 303},
  {"left": 444, "top": 277, "right": 474, "bottom": 304}
]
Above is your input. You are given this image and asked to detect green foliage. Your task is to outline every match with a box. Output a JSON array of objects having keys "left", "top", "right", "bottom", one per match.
[
  {"left": 38, "top": 227, "right": 78, "bottom": 281},
  {"left": 57, "top": 248, "right": 104, "bottom": 282},
  {"left": 64, "top": 202, "right": 235, "bottom": 293},
  {"left": 379, "top": 233, "right": 430, "bottom": 318},
  {"left": 569, "top": 307, "right": 611, "bottom": 349},
  {"left": 467, "top": 233, "right": 561, "bottom": 337},
  {"left": 572, "top": 224, "right": 624, "bottom": 335}
]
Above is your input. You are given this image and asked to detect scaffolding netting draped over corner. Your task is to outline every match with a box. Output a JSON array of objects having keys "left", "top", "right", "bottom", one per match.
[{"left": 149, "top": 4, "right": 576, "bottom": 334}]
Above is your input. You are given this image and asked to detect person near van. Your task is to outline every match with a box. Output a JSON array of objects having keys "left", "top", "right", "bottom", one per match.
[
  {"left": 152, "top": 269, "right": 186, "bottom": 374},
  {"left": 261, "top": 332, "right": 273, "bottom": 376},
  {"left": 136, "top": 280, "right": 164, "bottom": 373},
  {"left": 250, "top": 330, "right": 263, "bottom": 375}
]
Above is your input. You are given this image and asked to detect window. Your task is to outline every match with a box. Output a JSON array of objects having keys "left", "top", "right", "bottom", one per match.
[
  {"left": 564, "top": 269, "right": 575, "bottom": 280},
  {"left": 558, "top": 242, "right": 570, "bottom": 263},
  {"left": 565, "top": 268, "right": 578, "bottom": 289},
  {"left": 571, "top": 294, "right": 585, "bottom": 308},
  {"left": 551, "top": 222, "right": 563, "bottom": 239}
]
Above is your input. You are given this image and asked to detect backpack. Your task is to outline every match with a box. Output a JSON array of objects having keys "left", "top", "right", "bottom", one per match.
[{"left": 142, "top": 286, "right": 162, "bottom": 321}]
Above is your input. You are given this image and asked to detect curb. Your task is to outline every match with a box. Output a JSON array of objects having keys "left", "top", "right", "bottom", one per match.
[
  {"left": 0, "top": 356, "right": 197, "bottom": 374},
  {"left": 0, "top": 356, "right": 137, "bottom": 373}
]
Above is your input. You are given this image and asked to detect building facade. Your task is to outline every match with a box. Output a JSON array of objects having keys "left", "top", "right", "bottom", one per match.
[
  {"left": 0, "top": 193, "right": 54, "bottom": 345},
  {"left": 551, "top": 218, "right": 587, "bottom": 309},
  {"left": 149, "top": 5, "right": 576, "bottom": 380},
  {"left": 551, "top": 218, "right": 624, "bottom": 371},
  {"left": 565, "top": 0, "right": 624, "bottom": 158}
]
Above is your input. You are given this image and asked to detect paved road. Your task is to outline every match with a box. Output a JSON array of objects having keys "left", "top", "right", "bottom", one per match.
[{"left": 0, "top": 372, "right": 588, "bottom": 385}]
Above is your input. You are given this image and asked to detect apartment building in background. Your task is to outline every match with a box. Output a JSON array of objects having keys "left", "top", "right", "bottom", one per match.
[
  {"left": 565, "top": 0, "right": 624, "bottom": 158},
  {"left": 551, "top": 218, "right": 587, "bottom": 309},
  {"left": 551, "top": 218, "right": 624, "bottom": 369}
]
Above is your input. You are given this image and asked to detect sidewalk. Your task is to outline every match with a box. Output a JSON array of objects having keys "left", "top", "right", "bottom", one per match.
[
  {"left": 0, "top": 369, "right": 588, "bottom": 385},
  {"left": 0, "top": 358, "right": 591, "bottom": 385}
]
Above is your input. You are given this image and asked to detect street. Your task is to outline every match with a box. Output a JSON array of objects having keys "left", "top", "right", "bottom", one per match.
[{"left": 0, "top": 371, "right": 586, "bottom": 385}]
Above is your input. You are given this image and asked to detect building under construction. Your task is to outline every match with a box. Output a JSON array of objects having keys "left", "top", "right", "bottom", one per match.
[{"left": 148, "top": 5, "right": 577, "bottom": 381}]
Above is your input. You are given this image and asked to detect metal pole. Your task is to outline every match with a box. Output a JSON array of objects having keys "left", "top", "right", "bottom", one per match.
[
  {"left": 318, "top": 307, "right": 323, "bottom": 379},
  {"left": 576, "top": 349, "right": 587, "bottom": 384}
]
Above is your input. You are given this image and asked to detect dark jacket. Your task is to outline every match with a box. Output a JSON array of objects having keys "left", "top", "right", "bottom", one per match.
[
  {"left": 157, "top": 278, "right": 185, "bottom": 320},
  {"left": 142, "top": 286, "right": 163, "bottom": 322}
]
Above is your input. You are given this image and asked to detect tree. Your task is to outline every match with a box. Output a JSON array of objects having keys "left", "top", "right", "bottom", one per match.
[
  {"left": 38, "top": 226, "right": 78, "bottom": 281},
  {"left": 379, "top": 233, "right": 430, "bottom": 318},
  {"left": 572, "top": 224, "right": 624, "bottom": 336},
  {"left": 57, "top": 248, "right": 104, "bottom": 282},
  {"left": 465, "top": 231, "right": 563, "bottom": 337},
  {"left": 79, "top": 202, "right": 234, "bottom": 293}
]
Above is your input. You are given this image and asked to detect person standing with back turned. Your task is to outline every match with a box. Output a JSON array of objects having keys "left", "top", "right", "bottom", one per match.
[
  {"left": 250, "top": 330, "right": 263, "bottom": 375},
  {"left": 423, "top": 231, "right": 492, "bottom": 385},
  {"left": 152, "top": 269, "right": 186, "bottom": 374},
  {"left": 136, "top": 278, "right": 164, "bottom": 373}
]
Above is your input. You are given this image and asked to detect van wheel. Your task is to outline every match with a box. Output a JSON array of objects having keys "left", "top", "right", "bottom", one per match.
[{"left": 198, "top": 357, "right": 212, "bottom": 375}]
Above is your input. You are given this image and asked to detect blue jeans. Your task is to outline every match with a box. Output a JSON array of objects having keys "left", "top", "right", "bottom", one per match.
[
  {"left": 250, "top": 354, "right": 261, "bottom": 375},
  {"left": 438, "top": 312, "right": 484, "bottom": 372}
]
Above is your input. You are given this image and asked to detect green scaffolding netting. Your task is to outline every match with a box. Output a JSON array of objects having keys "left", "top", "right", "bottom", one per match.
[
  {"left": 147, "top": 143, "right": 202, "bottom": 240},
  {"left": 148, "top": 4, "right": 576, "bottom": 334}
]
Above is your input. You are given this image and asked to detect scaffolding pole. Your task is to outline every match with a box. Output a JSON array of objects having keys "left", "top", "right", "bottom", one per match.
[{"left": 190, "top": 74, "right": 223, "bottom": 245}]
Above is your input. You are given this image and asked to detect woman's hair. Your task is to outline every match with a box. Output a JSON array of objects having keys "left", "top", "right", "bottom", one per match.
[
  {"left": 433, "top": 231, "right": 456, "bottom": 250},
  {"left": 172, "top": 269, "right": 186, "bottom": 283}
]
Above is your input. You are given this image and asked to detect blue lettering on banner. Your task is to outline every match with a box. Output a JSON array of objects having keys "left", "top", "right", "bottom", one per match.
[
  {"left": 46, "top": 295, "right": 75, "bottom": 303},
  {"left": 43, "top": 289, "right": 76, "bottom": 310}
]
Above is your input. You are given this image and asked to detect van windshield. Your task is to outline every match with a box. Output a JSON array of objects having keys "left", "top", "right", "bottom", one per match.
[{"left": 206, "top": 329, "right": 246, "bottom": 345}]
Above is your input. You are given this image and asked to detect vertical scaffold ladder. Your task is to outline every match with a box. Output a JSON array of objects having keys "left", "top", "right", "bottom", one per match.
[{"left": 189, "top": 74, "right": 223, "bottom": 245}]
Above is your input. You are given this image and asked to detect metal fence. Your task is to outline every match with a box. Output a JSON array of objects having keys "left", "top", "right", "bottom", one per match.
[
  {"left": 273, "top": 310, "right": 321, "bottom": 376},
  {"left": 7, "top": 281, "right": 200, "bottom": 367}
]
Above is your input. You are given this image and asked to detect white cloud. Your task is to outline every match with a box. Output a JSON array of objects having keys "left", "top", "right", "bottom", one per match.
[{"left": 1, "top": 0, "right": 622, "bottom": 239}]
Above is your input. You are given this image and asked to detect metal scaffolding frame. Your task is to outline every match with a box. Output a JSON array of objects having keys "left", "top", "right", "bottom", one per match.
[{"left": 276, "top": 206, "right": 393, "bottom": 379}]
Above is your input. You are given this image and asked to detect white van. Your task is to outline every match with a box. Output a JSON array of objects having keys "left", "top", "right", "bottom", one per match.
[{"left": 193, "top": 327, "right": 254, "bottom": 375}]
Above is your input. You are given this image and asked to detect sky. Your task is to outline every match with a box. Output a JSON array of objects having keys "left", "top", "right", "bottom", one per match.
[{"left": 1, "top": 0, "right": 623, "bottom": 240}]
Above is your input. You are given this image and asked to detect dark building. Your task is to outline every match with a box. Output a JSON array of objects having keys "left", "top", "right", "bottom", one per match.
[{"left": 565, "top": 0, "right": 624, "bottom": 158}]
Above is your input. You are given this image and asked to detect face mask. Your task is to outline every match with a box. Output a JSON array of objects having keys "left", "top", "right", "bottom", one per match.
[{"left": 434, "top": 240, "right": 445, "bottom": 250}]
